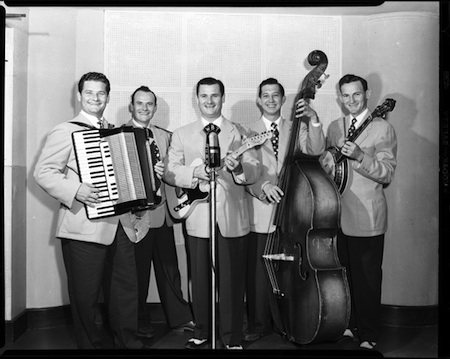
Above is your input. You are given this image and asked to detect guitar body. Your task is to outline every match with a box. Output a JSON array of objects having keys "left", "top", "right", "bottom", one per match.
[
  {"left": 166, "top": 182, "right": 209, "bottom": 220},
  {"left": 166, "top": 130, "right": 273, "bottom": 220},
  {"left": 319, "top": 148, "right": 350, "bottom": 195}
]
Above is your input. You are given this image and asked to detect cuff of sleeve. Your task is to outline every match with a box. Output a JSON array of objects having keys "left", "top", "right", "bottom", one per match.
[
  {"left": 311, "top": 119, "right": 321, "bottom": 127},
  {"left": 233, "top": 172, "right": 246, "bottom": 184}
]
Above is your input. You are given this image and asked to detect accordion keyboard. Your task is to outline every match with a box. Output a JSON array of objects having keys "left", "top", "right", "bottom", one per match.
[{"left": 73, "top": 130, "right": 119, "bottom": 218}]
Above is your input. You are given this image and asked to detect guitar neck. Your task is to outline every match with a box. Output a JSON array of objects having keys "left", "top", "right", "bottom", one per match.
[{"left": 232, "top": 143, "right": 252, "bottom": 158}]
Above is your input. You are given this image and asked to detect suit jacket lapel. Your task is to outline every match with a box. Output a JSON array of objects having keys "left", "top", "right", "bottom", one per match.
[
  {"left": 356, "top": 112, "right": 371, "bottom": 145},
  {"left": 193, "top": 120, "right": 207, "bottom": 160},
  {"left": 218, "top": 117, "right": 236, "bottom": 157}
]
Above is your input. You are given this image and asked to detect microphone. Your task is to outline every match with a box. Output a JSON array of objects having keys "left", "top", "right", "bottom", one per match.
[{"left": 206, "top": 130, "right": 221, "bottom": 168}]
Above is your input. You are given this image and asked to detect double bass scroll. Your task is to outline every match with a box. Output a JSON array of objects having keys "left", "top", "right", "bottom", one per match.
[{"left": 262, "top": 50, "right": 351, "bottom": 345}]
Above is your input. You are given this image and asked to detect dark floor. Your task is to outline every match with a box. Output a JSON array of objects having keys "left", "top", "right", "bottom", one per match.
[{"left": 0, "top": 307, "right": 439, "bottom": 358}]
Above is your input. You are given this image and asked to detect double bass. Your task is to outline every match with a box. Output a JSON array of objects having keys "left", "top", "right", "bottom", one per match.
[{"left": 263, "top": 50, "right": 350, "bottom": 344}]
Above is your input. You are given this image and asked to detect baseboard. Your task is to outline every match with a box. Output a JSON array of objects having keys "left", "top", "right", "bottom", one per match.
[
  {"left": 380, "top": 304, "right": 438, "bottom": 327},
  {"left": 4, "top": 303, "right": 437, "bottom": 342},
  {"left": 5, "top": 305, "right": 73, "bottom": 342}
]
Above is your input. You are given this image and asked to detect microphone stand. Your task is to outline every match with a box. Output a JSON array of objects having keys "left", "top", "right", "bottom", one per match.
[{"left": 209, "top": 167, "right": 218, "bottom": 349}]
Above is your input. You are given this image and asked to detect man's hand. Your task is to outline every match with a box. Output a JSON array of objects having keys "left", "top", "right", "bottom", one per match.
[
  {"left": 75, "top": 183, "right": 101, "bottom": 207},
  {"left": 193, "top": 163, "right": 211, "bottom": 181},
  {"left": 341, "top": 141, "right": 364, "bottom": 162},
  {"left": 154, "top": 160, "right": 164, "bottom": 179},
  {"left": 225, "top": 152, "right": 243, "bottom": 175},
  {"left": 294, "top": 98, "right": 319, "bottom": 124},
  {"left": 263, "top": 183, "right": 284, "bottom": 203}
]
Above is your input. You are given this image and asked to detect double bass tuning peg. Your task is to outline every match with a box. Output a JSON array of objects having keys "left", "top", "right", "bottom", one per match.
[{"left": 317, "top": 73, "right": 330, "bottom": 88}]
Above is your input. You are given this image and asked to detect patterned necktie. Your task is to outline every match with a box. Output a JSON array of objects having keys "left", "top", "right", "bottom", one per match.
[
  {"left": 347, "top": 118, "right": 357, "bottom": 138},
  {"left": 97, "top": 119, "right": 104, "bottom": 129},
  {"left": 271, "top": 122, "right": 279, "bottom": 160},
  {"left": 147, "top": 129, "right": 161, "bottom": 191}
]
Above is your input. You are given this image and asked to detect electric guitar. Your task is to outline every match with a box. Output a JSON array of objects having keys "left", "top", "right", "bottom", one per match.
[
  {"left": 319, "top": 98, "right": 396, "bottom": 194},
  {"left": 166, "top": 130, "right": 273, "bottom": 220}
]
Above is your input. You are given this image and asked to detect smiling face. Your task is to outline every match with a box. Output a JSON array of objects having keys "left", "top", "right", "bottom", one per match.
[
  {"left": 339, "top": 80, "right": 371, "bottom": 117},
  {"left": 257, "top": 84, "right": 286, "bottom": 121},
  {"left": 77, "top": 80, "right": 109, "bottom": 118},
  {"left": 196, "top": 84, "right": 224, "bottom": 121},
  {"left": 130, "top": 90, "right": 157, "bottom": 127}
]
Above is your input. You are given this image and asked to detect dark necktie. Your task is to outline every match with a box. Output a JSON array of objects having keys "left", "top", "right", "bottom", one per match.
[
  {"left": 147, "top": 129, "right": 161, "bottom": 191},
  {"left": 271, "top": 122, "right": 279, "bottom": 160},
  {"left": 97, "top": 119, "right": 104, "bottom": 129},
  {"left": 347, "top": 118, "right": 357, "bottom": 138}
]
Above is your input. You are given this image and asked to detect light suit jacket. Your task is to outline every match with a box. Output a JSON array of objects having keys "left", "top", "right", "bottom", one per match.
[
  {"left": 34, "top": 113, "right": 137, "bottom": 244},
  {"left": 326, "top": 112, "right": 397, "bottom": 237},
  {"left": 244, "top": 117, "right": 326, "bottom": 233},
  {"left": 125, "top": 120, "right": 174, "bottom": 228},
  {"left": 163, "top": 118, "right": 261, "bottom": 238}
]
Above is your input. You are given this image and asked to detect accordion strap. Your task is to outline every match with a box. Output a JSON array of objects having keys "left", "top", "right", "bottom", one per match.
[
  {"left": 69, "top": 121, "right": 115, "bottom": 130},
  {"left": 69, "top": 121, "right": 97, "bottom": 130}
]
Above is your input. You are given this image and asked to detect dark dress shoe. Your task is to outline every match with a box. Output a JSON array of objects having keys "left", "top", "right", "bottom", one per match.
[
  {"left": 243, "top": 332, "right": 261, "bottom": 342},
  {"left": 125, "top": 338, "right": 152, "bottom": 349},
  {"left": 136, "top": 326, "right": 155, "bottom": 339},
  {"left": 184, "top": 338, "right": 209, "bottom": 349},
  {"left": 172, "top": 320, "right": 196, "bottom": 332}
]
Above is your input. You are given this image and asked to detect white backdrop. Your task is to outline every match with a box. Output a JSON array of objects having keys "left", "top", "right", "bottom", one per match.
[{"left": 103, "top": 10, "right": 343, "bottom": 134}]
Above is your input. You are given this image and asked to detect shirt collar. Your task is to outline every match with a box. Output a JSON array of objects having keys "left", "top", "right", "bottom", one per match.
[
  {"left": 201, "top": 115, "right": 223, "bottom": 128},
  {"left": 81, "top": 110, "right": 104, "bottom": 128},
  {"left": 352, "top": 108, "right": 369, "bottom": 128},
  {"left": 261, "top": 115, "right": 282, "bottom": 131},
  {"left": 132, "top": 119, "right": 147, "bottom": 128}
]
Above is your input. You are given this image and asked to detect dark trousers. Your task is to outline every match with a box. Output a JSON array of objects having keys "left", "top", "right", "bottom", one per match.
[
  {"left": 134, "top": 222, "right": 193, "bottom": 328},
  {"left": 337, "top": 230, "right": 385, "bottom": 343},
  {"left": 245, "top": 232, "right": 273, "bottom": 335},
  {"left": 186, "top": 230, "right": 248, "bottom": 347},
  {"left": 61, "top": 222, "right": 139, "bottom": 349}
]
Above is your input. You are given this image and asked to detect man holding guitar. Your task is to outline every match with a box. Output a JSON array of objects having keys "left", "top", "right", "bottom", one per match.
[
  {"left": 325, "top": 74, "right": 397, "bottom": 350},
  {"left": 164, "top": 77, "right": 261, "bottom": 350},
  {"left": 243, "top": 78, "right": 326, "bottom": 343},
  {"left": 127, "top": 86, "right": 194, "bottom": 340}
]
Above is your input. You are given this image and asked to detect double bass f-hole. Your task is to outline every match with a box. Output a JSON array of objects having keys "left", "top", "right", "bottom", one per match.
[{"left": 295, "top": 243, "right": 308, "bottom": 281}]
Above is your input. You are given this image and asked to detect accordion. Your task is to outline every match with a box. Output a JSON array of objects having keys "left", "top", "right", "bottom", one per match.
[{"left": 72, "top": 126, "right": 161, "bottom": 219}]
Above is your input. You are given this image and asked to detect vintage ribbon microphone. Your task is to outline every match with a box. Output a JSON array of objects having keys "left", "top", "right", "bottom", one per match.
[{"left": 205, "top": 124, "right": 221, "bottom": 349}]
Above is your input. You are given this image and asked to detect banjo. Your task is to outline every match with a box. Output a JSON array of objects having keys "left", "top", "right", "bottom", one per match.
[{"left": 320, "top": 98, "right": 396, "bottom": 194}]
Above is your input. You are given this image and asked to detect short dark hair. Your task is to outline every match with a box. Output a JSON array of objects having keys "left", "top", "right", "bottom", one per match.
[
  {"left": 258, "top": 78, "right": 285, "bottom": 97},
  {"left": 78, "top": 72, "right": 111, "bottom": 94},
  {"left": 130, "top": 86, "right": 157, "bottom": 105},
  {"left": 339, "top": 74, "right": 368, "bottom": 92},
  {"left": 196, "top": 77, "right": 225, "bottom": 96}
]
